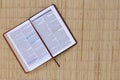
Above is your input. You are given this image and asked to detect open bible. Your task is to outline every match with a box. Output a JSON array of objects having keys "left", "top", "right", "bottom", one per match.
[{"left": 3, "top": 4, "right": 76, "bottom": 72}]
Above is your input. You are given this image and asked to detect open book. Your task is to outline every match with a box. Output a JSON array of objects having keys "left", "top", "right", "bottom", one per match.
[{"left": 3, "top": 4, "right": 76, "bottom": 72}]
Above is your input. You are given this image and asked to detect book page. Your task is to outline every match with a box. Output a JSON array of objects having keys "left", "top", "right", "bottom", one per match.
[
  {"left": 30, "top": 5, "right": 76, "bottom": 57},
  {"left": 5, "top": 20, "right": 51, "bottom": 71}
]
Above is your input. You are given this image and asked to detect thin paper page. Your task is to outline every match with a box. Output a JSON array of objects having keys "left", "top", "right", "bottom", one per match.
[
  {"left": 6, "top": 20, "right": 51, "bottom": 70},
  {"left": 30, "top": 5, "right": 76, "bottom": 57}
]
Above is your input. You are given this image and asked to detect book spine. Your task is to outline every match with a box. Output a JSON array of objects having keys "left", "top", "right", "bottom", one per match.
[{"left": 29, "top": 20, "right": 60, "bottom": 67}]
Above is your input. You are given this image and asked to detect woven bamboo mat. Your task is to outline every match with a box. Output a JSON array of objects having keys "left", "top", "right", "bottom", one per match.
[{"left": 0, "top": 0, "right": 120, "bottom": 80}]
